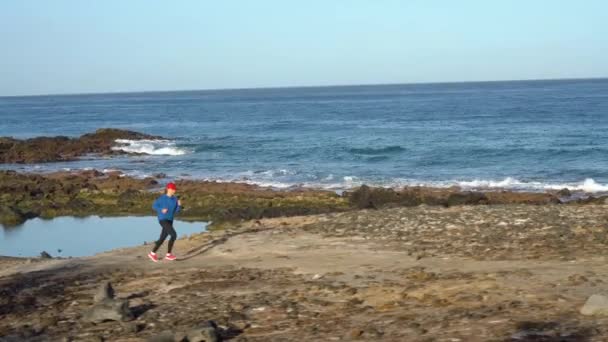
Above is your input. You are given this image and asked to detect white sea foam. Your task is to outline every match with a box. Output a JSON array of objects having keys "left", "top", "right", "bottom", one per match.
[
  {"left": 198, "top": 175, "right": 608, "bottom": 193},
  {"left": 428, "top": 177, "right": 608, "bottom": 193},
  {"left": 13, "top": 160, "right": 608, "bottom": 194},
  {"left": 111, "top": 139, "right": 187, "bottom": 156},
  {"left": 550, "top": 178, "right": 608, "bottom": 193}
]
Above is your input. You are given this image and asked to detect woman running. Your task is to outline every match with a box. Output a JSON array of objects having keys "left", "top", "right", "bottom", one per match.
[{"left": 148, "top": 182, "right": 182, "bottom": 262}]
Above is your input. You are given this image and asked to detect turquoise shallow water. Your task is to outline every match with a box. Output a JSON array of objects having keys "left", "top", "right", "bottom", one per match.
[
  {"left": 1, "top": 78, "right": 608, "bottom": 192},
  {"left": 0, "top": 216, "right": 207, "bottom": 257}
]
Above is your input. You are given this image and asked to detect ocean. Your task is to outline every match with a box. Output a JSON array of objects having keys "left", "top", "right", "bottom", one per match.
[{"left": 1, "top": 78, "right": 608, "bottom": 192}]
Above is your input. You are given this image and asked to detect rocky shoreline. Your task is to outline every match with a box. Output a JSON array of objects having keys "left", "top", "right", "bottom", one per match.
[
  {"left": 2, "top": 166, "right": 607, "bottom": 228},
  {"left": 5, "top": 130, "right": 608, "bottom": 340},
  {"left": 2, "top": 128, "right": 606, "bottom": 228},
  {"left": 0, "top": 169, "right": 348, "bottom": 228},
  {"left": 3, "top": 205, "right": 608, "bottom": 341}
]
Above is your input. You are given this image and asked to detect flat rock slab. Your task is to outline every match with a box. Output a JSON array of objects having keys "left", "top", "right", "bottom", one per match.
[{"left": 581, "top": 294, "right": 608, "bottom": 316}]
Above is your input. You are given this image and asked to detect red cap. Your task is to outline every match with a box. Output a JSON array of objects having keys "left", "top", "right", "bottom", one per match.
[{"left": 166, "top": 182, "right": 177, "bottom": 191}]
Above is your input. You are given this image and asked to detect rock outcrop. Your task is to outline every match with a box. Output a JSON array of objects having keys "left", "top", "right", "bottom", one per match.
[
  {"left": 0, "top": 128, "right": 162, "bottom": 163},
  {"left": 82, "top": 281, "right": 133, "bottom": 323}
]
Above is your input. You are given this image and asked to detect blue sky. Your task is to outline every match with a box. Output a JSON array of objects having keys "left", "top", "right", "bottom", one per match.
[{"left": 0, "top": 1, "right": 606, "bottom": 96}]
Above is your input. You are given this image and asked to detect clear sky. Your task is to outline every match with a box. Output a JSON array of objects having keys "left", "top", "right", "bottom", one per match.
[{"left": 0, "top": 1, "right": 606, "bottom": 96}]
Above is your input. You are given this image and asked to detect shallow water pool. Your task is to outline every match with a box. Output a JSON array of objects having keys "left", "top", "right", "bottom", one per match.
[{"left": 0, "top": 216, "right": 207, "bottom": 257}]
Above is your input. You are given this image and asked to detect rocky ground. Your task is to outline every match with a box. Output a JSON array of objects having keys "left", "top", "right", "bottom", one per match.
[
  {"left": 3, "top": 166, "right": 601, "bottom": 229},
  {"left": 0, "top": 169, "right": 349, "bottom": 227},
  {"left": 3, "top": 205, "right": 608, "bottom": 341}
]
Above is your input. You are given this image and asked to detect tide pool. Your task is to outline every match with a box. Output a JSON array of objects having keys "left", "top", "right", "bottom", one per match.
[{"left": 0, "top": 216, "right": 207, "bottom": 257}]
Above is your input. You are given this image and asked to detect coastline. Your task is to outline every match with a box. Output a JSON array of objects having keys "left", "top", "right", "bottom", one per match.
[
  {"left": 3, "top": 205, "right": 608, "bottom": 340},
  {"left": 4, "top": 131, "right": 608, "bottom": 339},
  {"left": 4, "top": 167, "right": 605, "bottom": 229}
]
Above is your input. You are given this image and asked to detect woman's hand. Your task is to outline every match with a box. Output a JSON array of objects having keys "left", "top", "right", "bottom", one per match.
[
  {"left": 178, "top": 199, "right": 182, "bottom": 206},
  {"left": 162, "top": 208, "right": 168, "bottom": 214}
]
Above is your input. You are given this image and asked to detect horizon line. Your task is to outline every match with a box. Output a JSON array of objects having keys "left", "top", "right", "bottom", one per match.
[{"left": 1, "top": 76, "right": 607, "bottom": 99}]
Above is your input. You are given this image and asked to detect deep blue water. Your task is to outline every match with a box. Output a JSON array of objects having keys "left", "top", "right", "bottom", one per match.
[{"left": 1, "top": 79, "right": 608, "bottom": 192}]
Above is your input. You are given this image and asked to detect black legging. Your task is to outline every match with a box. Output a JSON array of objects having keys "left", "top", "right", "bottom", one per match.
[{"left": 153, "top": 220, "right": 177, "bottom": 253}]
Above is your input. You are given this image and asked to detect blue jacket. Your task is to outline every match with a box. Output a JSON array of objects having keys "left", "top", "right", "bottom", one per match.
[{"left": 152, "top": 194, "right": 181, "bottom": 221}]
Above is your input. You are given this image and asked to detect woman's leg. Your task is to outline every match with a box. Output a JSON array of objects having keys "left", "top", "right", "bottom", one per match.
[
  {"left": 152, "top": 220, "right": 171, "bottom": 253},
  {"left": 167, "top": 220, "right": 177, "bottom": 253}
]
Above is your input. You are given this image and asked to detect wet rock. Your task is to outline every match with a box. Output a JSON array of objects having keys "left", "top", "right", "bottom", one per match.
[
  {"left": 0, "top": 205, "right": 27, "bottom": 227},
  {"left": 349, "top": 184, "right": 373, "bottom": 209},
  {"left": 557, "top": 188, "right": 572, "bottom": 197},
  {"left": 1, "top": 169, "right": 349, "bottom": 225},
  {"left": 117, "top": 189, "right": 148, "bottom": 207},
  {"left": 186, "top": 321, "right": 220, "bottom": 342},
  {"left": 446, "top": 192, "right": 488, "bottom": 206},
  {"left": 67, "top": 197, "right": 94, "bottom": 211},
  {"left": 348, "top": 185, "right": 420, "bottom": 209},
  {"left": 0, "top": 128, "right": 163, "bottom": 164},
  {"left": 580, "top": 294, "right": 608, "bottom": 316}
]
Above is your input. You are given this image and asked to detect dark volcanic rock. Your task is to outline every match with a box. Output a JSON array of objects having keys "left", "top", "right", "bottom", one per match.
[
  {"left": 0, "top": 169, "right": 349, "bottom": 227},
  {"left": 0, "top": 128, "right": 162, "bottom": 164},
  {"left": 348, "top": 185, "right": 421, "bottom": 209},
  {"left": 446, "top": 191, "right": 488, "bottom": 206},
  {"left": 0, "top": 205, "right": 27, "bottom": 227},
  {"left": 347, "top": 185, "right": 561, "bottom": 209}
]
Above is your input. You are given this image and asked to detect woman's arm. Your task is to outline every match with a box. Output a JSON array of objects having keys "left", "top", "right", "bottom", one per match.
[{"left": 152, "top": 197, "right": 162, "bottom": 211}]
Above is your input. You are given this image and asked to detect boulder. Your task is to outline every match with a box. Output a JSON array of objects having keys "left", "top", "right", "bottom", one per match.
[
  {"left": 185, "top": 321, "right": 220, "bottom": 342},
  {"left": 82, "top": 299, "right": 133, "bottom": 323},
  {"left": 83, "top": 282, "right": 133, "bottom": 323},
  {"left": 580, "top": 294, "right": 608, "bottom": 316}
]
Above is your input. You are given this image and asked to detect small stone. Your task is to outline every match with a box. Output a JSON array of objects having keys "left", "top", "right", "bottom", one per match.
[
  {"left": 186, "top": 321, "right": 220, "bottom": 342},
  {"left": 82, "top": 299, "right": 133, "bottom": 323},
  {"left": 122, "top": 322, "right": 144, "bottom": 333},
  {"left": 580, "top": 294, "right": 608, "bottom": 315},
  {"left": 348, "top": 328, "right": 364, "bottom": 339},
  {"left": 94, "top": 282, "right": 115, "bottom": 303}
]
